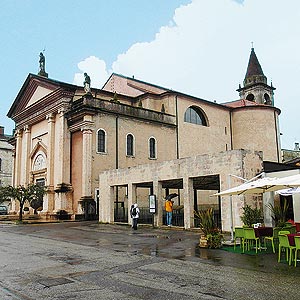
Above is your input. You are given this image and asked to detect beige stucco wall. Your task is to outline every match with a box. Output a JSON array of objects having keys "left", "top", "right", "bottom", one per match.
[
  {"left": 231, "top": 107, "right": 280, "bottom": 162},
  {"left": 178, "top": 96, "right": 231, "bottom": 157},
  {"left": 99, "top": 149, "right": 263, "bottom": 231},
  {"left": 88, "top": 113, "right": 177, "bottom": 204}
]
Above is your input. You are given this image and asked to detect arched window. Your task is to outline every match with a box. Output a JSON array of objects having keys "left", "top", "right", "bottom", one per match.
[
  {"left": 97, "top": 129, "right": 106, "bottom": 153},
  {"left": 264, "top": 93, "right": 271, "bottom": 105},
  {"left": 149, "top": 137, "right": 156, "bottom": 159},
  {"left": 184, "top": 106, "right": 207, "bottom": 126},
  {"left": 126, "top": 134, "right": 134, "bottom": 156},
  {"left": 33, "top": 153, "right": 46, "bottom": 171},
  {"left": 246, "top": 93, "right": 255, "bottom": 101}
]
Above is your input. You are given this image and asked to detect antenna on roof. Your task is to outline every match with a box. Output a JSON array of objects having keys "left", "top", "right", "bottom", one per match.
[{"left": 251, "top": 41, "right": 254, "bottom": 49}]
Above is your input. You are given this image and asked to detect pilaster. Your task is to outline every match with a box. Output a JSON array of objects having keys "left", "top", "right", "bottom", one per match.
[
  {"left": 43, "top": 113, "right": 56, "bottom": 213},
  {"left": 81, "top": 125, "right": 93, "bottom": 198},
  {"left": 21, "top": 125, "right": 31, "bottom": 185},
  {"left": 14, "top": 129, "right": 23, "bottom": 186},
  {"left": 183, "top": 176, "right": 194, "bottom": 229},
  {"left": 127, "top": 183, "right": 137, "bottom": 226},
  {"left": 153, "top": 180, "right": 163, "bottom": 227},
  {"left": 54, "top": 108, "right": 72, "bottom": 213}
]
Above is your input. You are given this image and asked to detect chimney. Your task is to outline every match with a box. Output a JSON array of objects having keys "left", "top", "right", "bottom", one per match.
[
  {"left": 294, "top": 142, "right": 299, "bottom": 151},
  {"left": 0, "top": 126, "right": 4, "bottom": 136}
]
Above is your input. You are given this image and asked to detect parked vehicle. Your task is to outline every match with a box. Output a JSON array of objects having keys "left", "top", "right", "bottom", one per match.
[{"left": 0, "top": 206, "right": 8, "bottom": 215}]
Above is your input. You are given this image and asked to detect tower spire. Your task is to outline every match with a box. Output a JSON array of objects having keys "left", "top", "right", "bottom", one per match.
[
  {"left": 244, "top": 47, "right": 266, "bottom": 86},
  {"left": 237, "top": 47, "right": 275, "bottom": 105}
]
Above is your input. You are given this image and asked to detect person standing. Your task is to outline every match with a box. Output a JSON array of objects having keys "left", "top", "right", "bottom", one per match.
[
  {"left": 165, "top": 198, "right": 174, "bottom": 227},
  {"left": 130, "top": 203, "right": 140, "bottom": 230}
]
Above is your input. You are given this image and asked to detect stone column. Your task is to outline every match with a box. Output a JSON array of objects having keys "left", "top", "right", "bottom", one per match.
[
  {"left": 153, "top": 180, "right": 163, "bottom": 227},
  {"left": 99, "top": 183, "right": 114, "bottom": 223},
  {"left": 14, "top": 129, "right": 23, "bottom": 187},
  {"left": 21, "top": 125, "right": 31, "bottom": 185},
  {"left": 54, "top": 108, "right": 71, "bottom": 212},
  {"left": 263, "top": 192, "right": 275, "bottom": 227},
  {"left": 81, "top": 125, "right": 93, "bottom": 199},
  {"left": 46, "top": 113, "right": 55, "bottom": 189},
  {"left": 127, "top": 183, "right": 137, "bottom": 226},
  {"left": 43, "top": 113, "right": 56, "bottom": 213},
  {"left": 183, "top": 176, "right": 194, "bottom": 229}
]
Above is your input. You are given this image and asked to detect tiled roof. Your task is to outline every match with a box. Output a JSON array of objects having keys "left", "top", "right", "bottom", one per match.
[
  {"left": 222, "top": 99, "right": 261, "bottom": 108},
  {"left": 245, "top": 48, "right": 264, "bottom": 79}
]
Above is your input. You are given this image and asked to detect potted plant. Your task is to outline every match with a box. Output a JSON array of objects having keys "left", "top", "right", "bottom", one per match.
[
  {"left": 194, "top": 208, "right": 223, "bottom": 248},
  {"left": 267, "top": 198, "right": 289, "bottom": 227},
  {"left": 240, "top": 205, "right": 263, "bottom": 227}
]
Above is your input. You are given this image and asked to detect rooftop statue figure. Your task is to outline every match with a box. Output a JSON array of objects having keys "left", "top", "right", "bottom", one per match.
[
  {"left": 84, "top": 72, "right": 91, "bottom": 94},
  {"left": 39, "top": 52, "right": 45, "bottom": 72},
  {"left": 38, "top": 52, "right": 48, "bottom": 77}
]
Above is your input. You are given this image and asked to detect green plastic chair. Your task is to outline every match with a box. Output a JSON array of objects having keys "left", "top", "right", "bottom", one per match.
[
  {"left": 282, "top": 226, "right": 296, "bottom": 234},
  {"left": 264, "top": 227, "right": 281, "bottom": 253},
  {"left": 294, "top": 236, "right": 300, "bottom": 267},
  {"left": 234, "top": 227, "right": 244, "bottom": 250},
  {"left": 278, "top": 231, "right": 295, "bottom": 265},
  {"left": 243, "top": 228, "right": 261, "bottom": 253}
]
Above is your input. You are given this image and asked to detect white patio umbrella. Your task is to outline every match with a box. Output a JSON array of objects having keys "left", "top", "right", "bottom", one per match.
[
  {"left": 276, "top": 187, "right": 300, "bottom": 196},
  {"left": 213, "top": 176, "right": 296, "bottom": 196}
]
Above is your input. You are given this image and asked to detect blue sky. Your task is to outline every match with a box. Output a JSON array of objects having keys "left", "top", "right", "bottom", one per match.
[{"left": 1, "top": 0, "right": 299, "bottom": 150}]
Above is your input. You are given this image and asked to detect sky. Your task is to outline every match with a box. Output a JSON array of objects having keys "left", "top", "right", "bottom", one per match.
[{"left": 0, "top": 0, "right": 299, "bottom": 150}]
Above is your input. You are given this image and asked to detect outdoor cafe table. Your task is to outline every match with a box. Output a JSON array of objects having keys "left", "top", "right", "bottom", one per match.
[
  {"left": 254, "top": 227, "right": 273, "bottom": 238},
  {"left": 254, "top": 227, "right": 273, "bottom": 250},
  {"left": 287, "top": 233, "right": 300, "bottom": 246}
]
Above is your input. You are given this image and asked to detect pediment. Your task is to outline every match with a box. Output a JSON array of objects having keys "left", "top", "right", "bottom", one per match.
[
  {"left": 7, "top": 74, "right": 67, "bottom": 119},
  {"left": 7, "top": 74, "right": 78, "bottom": 122},
  {"left": 26, "top": 85, "right": 55, "bottom": 108}
]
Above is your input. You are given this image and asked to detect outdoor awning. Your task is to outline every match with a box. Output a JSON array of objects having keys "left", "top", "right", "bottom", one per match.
[{"left": 213, "top": 174, "right": 300, "bottom": 196}]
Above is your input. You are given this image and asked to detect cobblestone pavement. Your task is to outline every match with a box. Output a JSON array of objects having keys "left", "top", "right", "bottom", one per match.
[{"left": 0, "top": 221, "right": 299, "bottom": 300}]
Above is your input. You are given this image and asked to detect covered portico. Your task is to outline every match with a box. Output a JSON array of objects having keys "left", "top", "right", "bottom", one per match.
[{"left": 98, "top": 149, "right": 263, "bottom": 231}]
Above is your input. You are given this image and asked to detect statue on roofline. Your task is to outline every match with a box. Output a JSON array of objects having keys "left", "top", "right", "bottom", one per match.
[
  {"left": 83, "top": 72, "right": 91, "bottom": 94},
  {"left": 38, "top": 51, "right": 48, "bottom": 77}
]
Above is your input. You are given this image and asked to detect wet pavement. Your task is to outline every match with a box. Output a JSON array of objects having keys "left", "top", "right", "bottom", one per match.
[{"left": 0, "top": 221, "right": 299, "bottom": 299}]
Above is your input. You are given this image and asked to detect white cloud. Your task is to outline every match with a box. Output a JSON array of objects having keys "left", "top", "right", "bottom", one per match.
[
  {"left": 73, "top": 56, "right": 109, "bottom": 88},
  {"left": 74, "top": 0, "right": 300, "bottom": 149}
]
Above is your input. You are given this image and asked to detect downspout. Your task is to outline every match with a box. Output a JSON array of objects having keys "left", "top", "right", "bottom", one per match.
[
  {"left": 274, "top": 110, "right": 280, "bottom": 162},
  {"left": 115, "top": 115, "right": 119, "bottom": 218},
  {"left": 175, "top": 95, "right": 180, "bottom": 201},
  {"left": 229, "top": 110, "right": 233, "bottom": 150},
  {"left": 116, "top": 115, "right": 119, "bottom": 169},
  {"left": 175, "top": 95, "right": 179, "bottom": 159}
]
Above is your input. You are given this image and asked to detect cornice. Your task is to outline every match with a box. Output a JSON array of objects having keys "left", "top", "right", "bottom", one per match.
[{"left": 13, "top": 89, "right": 74, "bottom": 128}]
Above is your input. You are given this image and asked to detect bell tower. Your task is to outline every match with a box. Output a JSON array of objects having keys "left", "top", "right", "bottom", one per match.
[{"left": 237, "top": 48, "right": 275, "bottom": 105}]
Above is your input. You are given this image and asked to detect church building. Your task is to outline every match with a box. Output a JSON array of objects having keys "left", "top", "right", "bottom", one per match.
[{"left": 7, "top": 48, "right": 282, "bottom": 231}]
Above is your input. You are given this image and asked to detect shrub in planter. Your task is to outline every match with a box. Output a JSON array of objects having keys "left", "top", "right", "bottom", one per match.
[
  {"left": 194, "top": 208, "right": 223, "bottom": 248},
  {"left": 240, "top": 205, "right": 263, "bottom": 227},
  {"left": 267, "top": 198, "right": 289, "bottom": 227}
]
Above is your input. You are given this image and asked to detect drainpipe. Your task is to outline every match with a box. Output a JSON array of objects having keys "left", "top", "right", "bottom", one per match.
[
  {"left": 115, "top": 115, "right": 119, "bottom": 217},
  {"left": 116, "top": 115, "right": 119, "bottom": 169},
  {"left": 229, "top": 110, "right": 233, "bottom": 150},
  {"left": 175, "top": 95, "right": 179, "bottom": 159},
  {"left": 274, "top": 110, "right": 280, "bottom": 162}
]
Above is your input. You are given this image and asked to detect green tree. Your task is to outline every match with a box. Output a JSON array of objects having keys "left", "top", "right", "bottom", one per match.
[
  {"left": 1, "top": 184, "right": 46, "bottom": 222},
  {"left": 0, "top": 187, "right": 11, "bottom": 204}
]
